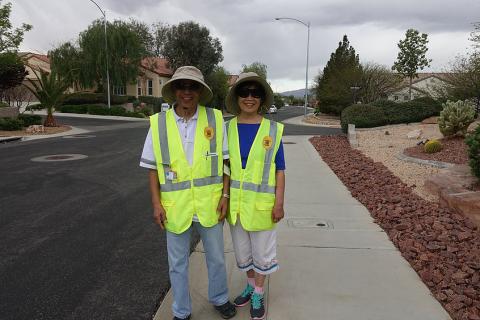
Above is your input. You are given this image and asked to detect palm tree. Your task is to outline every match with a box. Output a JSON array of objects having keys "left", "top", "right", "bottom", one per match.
[{"left": 24, "top": 68, "right": 69, "bottom": 127}]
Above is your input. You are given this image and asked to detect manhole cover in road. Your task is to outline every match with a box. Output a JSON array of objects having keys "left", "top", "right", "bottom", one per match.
[
  {"left": 63, "top": 135, "right": 96, "bottom": 139},
  {"left": 287, "top": 218, "right": 333, "bottom": 229},
  {"left": 31, "top": 154, "right": 88, "bottom": 162}
]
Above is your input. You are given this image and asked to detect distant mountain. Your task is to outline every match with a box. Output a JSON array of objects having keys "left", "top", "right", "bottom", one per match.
[{"left": 279, "top": 88, "right": 314, "bottom": 98}]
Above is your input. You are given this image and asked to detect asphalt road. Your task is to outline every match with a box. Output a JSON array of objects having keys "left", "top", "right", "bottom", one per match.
[{"left": 0, "top": 106, "right": 340, "bottom": 320}]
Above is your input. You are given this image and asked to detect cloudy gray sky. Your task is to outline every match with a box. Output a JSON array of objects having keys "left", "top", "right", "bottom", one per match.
[{"left": 11, "top": 0, "right": 480, "bottom": 92}]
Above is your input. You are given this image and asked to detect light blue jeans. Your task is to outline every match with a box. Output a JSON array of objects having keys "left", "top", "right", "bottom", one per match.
[{"left": 166, "top": 222, "right": 229, "bottom": 319}]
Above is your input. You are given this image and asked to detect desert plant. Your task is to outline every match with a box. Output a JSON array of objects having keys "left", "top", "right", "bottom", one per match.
[
  {"left": 438, "top": 100, "right": 476, "bottom": 137},
  {"left": 424, "top": 139, "right": 443, "bottom": 153},
  {"left": 465, "top": 124, "right": 480, "bottom": 178},
  {"left": 24, "top": 69, "right": 69, "bottom": 127}
]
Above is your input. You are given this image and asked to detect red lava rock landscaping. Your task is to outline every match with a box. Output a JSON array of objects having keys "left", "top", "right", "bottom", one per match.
[
  {"left": 404, "top": 136, "right": 469, "bottom": 165},
  {"left": 310, "top": 136, "right": 480, "bottom": 320}
]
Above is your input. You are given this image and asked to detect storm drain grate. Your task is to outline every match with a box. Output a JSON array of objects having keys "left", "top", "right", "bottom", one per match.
[
  {"left": 63, "top": 135, "right": 96, "bottom": 139},
  {"left": 31, "top": 154, "right": 88, "bottom": 162},
  {"left": 287, "top": 218, "right": 333, "bottom": 229},
  {"left": 283, "top": 141, "right": 296, "bottom": 144}
]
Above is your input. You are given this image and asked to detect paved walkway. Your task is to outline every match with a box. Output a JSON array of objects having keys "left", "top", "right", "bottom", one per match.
[{"left": 154, "top": 135, "right": 451, "bottom": 320}]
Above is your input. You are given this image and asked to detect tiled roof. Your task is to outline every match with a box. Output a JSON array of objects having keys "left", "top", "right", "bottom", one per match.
[
  {"left": 141, "top": 57, "right": 173, "bottom": 76},
  {"left": 19, "top": 52, "right": 50, "bottom": 64},
  {"left": 395, "top": 72, "right": 451, "bottom": 89}
]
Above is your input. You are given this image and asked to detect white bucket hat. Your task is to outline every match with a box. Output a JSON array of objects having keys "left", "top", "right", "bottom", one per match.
[
  {"left": 226, "top": 72, "right": 274, "bottom": 115},
  {"left": 161, "top": 66, "right": 213, "bottom": 105}
]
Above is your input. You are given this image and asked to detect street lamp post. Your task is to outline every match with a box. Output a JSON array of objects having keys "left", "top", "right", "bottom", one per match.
[
  {"left": 275, "top": 17, "right": 310, "bottom": 118},
  {"left": 89, "top": 0, "right": 111, "bottom": 109}
]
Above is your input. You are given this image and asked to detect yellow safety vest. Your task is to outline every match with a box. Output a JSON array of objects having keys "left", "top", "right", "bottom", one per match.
[
  {"left": 150, "top": 106, "right": 225, "bottom": 234},
  {"left": 226, "top": 117, "right": 284, "bottom": 231}
]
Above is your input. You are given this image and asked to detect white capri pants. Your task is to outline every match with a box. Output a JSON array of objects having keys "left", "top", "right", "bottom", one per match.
[{"left": 229, "top": 220, "right": 279, "bottom": 275}]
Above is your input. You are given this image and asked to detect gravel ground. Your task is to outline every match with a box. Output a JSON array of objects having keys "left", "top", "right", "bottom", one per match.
[
  {"left": 310, "top": 136, "right": 480, "bottom": 320},
  {"left": 404, "top": 136, "right": 469, "bottom": 165},
  {"left": 356, "top": 123, "right": 444, "bottom": 202},
  {"left": 0, "top": 125, "right": 71, "bottom": 137}
]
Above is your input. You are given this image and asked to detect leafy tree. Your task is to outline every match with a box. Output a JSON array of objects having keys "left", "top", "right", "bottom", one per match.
[
  {"left": 24, "top": 69, "right": 69, "bottom": 127},
  {"left": 152, "top": 22, "right": 169, "bottom": 57},
  {"left": 315, "top": 35, "right": 362, "bottom": 115},
  {"left": 470, "top": 22, "right": 480, "bottom": 51},
  {"left": 0, "top": 0, "right": 32, "bottom": 52},
  {"left": 0, "top": 52, "right": 26, "bottom": 92},
  {"left": 161, "top": 21, "right": 223, "bottom": 76},
  {"left": 205, "top": 66, "right": 229, "bottom": 111},
  {"left": 359, "top": 62, "right": 402, "bottom": 103},
  {"left": 392, "top": 29, "right": 431, "bottom": 100},
  {"left": 273, "top": 93, "right": 284, "bottom": 109},
  {"left": 241, "top": 62, "right": 267, "bottom": 79},
  {"left": 50, "top": 19, "right": 147, "bottom": 93},
  {"left": 128, "top": 19, "right": 154, "bottom": 56}
]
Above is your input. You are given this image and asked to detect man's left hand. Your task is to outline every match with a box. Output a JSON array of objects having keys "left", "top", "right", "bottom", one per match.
[
  {"left": 272, "top": 204, "right": 284, "bottom": 223},
  {"left": 217, "top": 197, "right": 228, "bottom": 221}
]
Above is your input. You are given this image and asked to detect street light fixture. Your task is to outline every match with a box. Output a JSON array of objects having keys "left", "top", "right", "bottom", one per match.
[
  {"left": 275, "top": 17, "right": 310, "bottom": 118},
  {"left": 89, "top": 0, "right": 111, "bottom": 109}
]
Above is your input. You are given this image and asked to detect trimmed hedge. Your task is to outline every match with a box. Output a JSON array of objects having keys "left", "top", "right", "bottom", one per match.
[
  {"left": 59, "top": 103, "right": 144, "bottom": 118},
  {"left": 316, "top": 104, "right": 345, "bottom": 116},
  {"left": 0, "top": 117, "right": 23, "bottom": 130},
  {"left": 18, "top": 114, "right": 42, "bottom": 126},
  {"left": 59, "top": 104, "right": 90, "bottom": 114},
  {"left": 62, "top": 92, "right": 135, "bottom": 105},
  {"left": 340, "top": 104, "right": 387, "bottom": 133},
  {"left": 138, "top": 95, "right": 163, "bottom": 107},
  {"left": 372, "top": 97, "right": 443, "bottom": 125}
]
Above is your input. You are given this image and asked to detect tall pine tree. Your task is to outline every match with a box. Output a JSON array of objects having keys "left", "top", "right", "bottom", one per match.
[{"left": 315, "top": 35, "right": 362, "bottom": 115}]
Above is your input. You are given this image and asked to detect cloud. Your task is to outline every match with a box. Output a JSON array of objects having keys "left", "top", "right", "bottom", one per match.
[{"left": 11, "top": 0, "right": 478, "bottom": 91}]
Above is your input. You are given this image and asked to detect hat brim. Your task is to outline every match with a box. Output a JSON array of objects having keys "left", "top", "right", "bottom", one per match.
[
  {"left": 161, "top": 76, "right": 213, "bottom": 105},
  {"left": 226, "top": 74, "right": 274, "bottom": 115}
]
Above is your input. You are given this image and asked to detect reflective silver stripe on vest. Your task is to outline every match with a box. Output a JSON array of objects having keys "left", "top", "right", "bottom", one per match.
[
  {"left": 193, "top": 176, "right": 223, "bottom": 187},
  {"left": 225, "top": 120, "right": 230, "bottom": 132},
  {"left": 157, "top": 112, "right": 171, "bottom": 184},
  {"left": 230, "top": 179, "right": 276, "bottom": 194},
  {"left": 160, "top": 181, "right": 191, "bottom": 192},
  {"left": 261, "top": 121, "right": 277, "bottom": 186},
  {"left": 206, "top": 108, "right": 218, "bottom": 177}
]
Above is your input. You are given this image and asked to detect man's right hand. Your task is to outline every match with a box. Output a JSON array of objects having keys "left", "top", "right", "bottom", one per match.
[{"left": 153, "top": 204, "right": 167, "bottom": 229}]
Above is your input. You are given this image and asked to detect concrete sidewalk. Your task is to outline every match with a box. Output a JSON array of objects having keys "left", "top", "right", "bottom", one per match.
[{"left": 155, "top": 135, "right": 450, "bottom": 320}]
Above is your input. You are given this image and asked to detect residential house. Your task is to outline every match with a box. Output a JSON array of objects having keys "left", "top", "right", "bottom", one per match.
[
  {"left": 113, "top": 57, "right": 173, "bottom": 98},
  {"left": 387, "top": 73, "right": 450, "bottom": 102}
]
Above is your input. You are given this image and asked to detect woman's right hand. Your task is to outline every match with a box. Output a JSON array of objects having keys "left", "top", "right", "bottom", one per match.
[{"left": 153, "top": 204, "right": 167, "bottom": 229}]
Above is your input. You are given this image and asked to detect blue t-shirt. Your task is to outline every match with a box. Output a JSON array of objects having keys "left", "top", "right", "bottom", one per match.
[{"left": 237, "top": 123, "right": 286, "bottom": 170}]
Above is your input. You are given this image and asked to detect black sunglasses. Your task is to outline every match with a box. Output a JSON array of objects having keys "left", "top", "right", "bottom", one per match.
[
  {"left": 174, "top": 81, "right": 201, "bottom": 91},
  {"left": 236, "top": 87, "right": 263, "bottom": 99}
]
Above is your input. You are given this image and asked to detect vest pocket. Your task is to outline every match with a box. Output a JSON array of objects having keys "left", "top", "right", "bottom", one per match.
[{"left": 254, "top": 202, "right": 275, "bottom": 229}]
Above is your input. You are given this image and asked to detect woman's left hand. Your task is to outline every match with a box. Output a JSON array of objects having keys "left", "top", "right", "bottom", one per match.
[
  {"left": 272, "top": 204, "right": 284, "bottom": 223},
  {"left": 217, "top": 197, "right": 228, "bottom": 221}
]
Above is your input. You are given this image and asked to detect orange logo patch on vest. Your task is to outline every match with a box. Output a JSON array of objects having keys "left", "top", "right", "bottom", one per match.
[
  {"left": 204, "top": 126, "right": 214, "bottom": 140},
  {"left": 262, "top": 136, "right": 273, "bottom": 150}
]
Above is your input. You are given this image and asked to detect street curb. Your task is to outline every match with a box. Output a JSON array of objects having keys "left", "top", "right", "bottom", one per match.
[{"left": 0, "top": 136, "right": 22, "bottom": 143}]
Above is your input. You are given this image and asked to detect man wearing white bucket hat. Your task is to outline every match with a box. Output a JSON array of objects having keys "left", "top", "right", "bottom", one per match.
[{"left": 140, "top": 66, "right": 236, "bottom": 320}]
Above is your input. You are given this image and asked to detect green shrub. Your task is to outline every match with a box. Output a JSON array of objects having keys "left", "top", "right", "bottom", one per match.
[
  {"left": 59, "top": 104, "right": 89, "bottom": 114},
  {"left": 340, "top": 104, "right": 387, "bottom": 133},
  {"left": 62, "top": 92, "right": 134, "bottom": 105},
  {"left": 424, "top": 140, "right": 443, "bottom": 153},
  {"left": 0, "top": 102, "right": 9, "bottom": 108},
  {"left": 317, "top": 104, "right": 346, "bottom": 116},
  {"left": 110, "top": 106, "right": 127, "bottom": 116},
  {"left": 25, "top": 103, "right": 44, "bottom": 110},
  {"left": 465, "top": 124, "right": 480, "bottom": 178},
  {"left": 87, "top": 104, "right": 110, "bottom": 115},
  {"left": 372, "top": 98, "right": 442, "bottom": 124},
  {"left": 18, "top": 114, "right": 42, "bottom": 126},
  {"left": 0, "top": 117, "right": 24, "bottom": 130},
  {"left": 438, "top": 100, "right": 476, "bottom": 137}
]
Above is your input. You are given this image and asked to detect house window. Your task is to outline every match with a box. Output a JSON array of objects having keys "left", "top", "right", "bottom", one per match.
[
  {"left": 113, "top": 85, "right": 126, "bottom": 96},
  {"left": 137, "top": 80, "right": 142, "bottom": 96},
  {"left": 404, "top": 95, "right": 409, "bottom": 101},
  {"left": 394, "top": 95, "right": 399, "bottom": 101},
  {"left": 147, "top": 79, "right": 153, "bottom": 96}
]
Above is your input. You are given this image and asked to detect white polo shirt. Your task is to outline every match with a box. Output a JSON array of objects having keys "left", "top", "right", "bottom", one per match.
[{"left": 140, "top": 107, "right": 229, "bottom": 222}]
